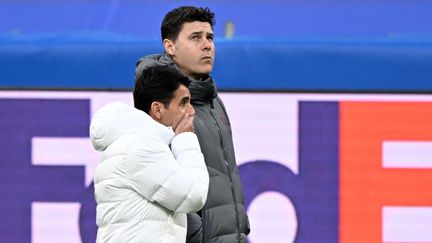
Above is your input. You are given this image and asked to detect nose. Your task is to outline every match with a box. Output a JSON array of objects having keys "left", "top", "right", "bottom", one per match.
[
  {"left": 188, "top": 103, "right": 195, "bottom": 116},
  {"left": 202, "top": 38, "right": 212, "bottom": 51}
]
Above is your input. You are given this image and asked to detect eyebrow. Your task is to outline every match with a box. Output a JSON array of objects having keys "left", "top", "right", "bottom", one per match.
[
  {"left": 189, "top": 31, "right": 214, "bottom": 37},
  {"left": 179, "top": 96, "right": 190, "bottom": 104}
]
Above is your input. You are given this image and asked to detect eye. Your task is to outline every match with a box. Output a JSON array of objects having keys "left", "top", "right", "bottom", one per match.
[
  {"left": 180, "top": 98, "right": 189, "bottom": 106},
  {"left": 191, "top": 35, "right": 199, "bottom": 40}
]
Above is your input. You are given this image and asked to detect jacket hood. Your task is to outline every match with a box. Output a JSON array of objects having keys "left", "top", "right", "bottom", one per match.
[
  {"left": 134, "top": 54, "right": 176, "bottom": 83},
  {"left": 135, "top": 53, "right": 217, "bottom": 106},
  {"left": 90, "top": 101, "right": 174, "bottom": 151}
]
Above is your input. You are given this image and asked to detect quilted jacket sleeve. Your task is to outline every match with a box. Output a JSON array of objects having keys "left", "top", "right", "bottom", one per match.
[{"left": 126, "top": 132, "right": 209, "bottom": 213}]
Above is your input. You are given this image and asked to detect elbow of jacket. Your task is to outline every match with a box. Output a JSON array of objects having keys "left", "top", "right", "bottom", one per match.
[
  {"left": 195, "top": 192, "right": 208, "bottom": 211},
  {"left": 175, "top": 177, "right": 209, "bottom": 213},
  {"left": 182, "top": 192, "right": 207, "bottom": 213}
]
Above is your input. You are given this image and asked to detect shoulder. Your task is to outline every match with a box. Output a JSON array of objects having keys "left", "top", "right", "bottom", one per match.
[{"left": 127, "top": 133, "right": 170, "bottom": 154}]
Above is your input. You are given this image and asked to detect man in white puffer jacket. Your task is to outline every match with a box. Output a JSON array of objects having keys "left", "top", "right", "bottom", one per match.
[{"left": 90, "top": 66, "right": 209, "bottom": 243}]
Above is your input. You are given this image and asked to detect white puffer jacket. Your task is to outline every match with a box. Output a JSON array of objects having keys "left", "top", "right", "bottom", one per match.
[{"left": 90, "top": 102, "right": 209, "bottom": 243}]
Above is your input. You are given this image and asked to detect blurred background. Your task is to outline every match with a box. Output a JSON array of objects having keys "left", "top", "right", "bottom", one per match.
[{"left": 1, "top": 0, "right": 432, "bottom": 242}]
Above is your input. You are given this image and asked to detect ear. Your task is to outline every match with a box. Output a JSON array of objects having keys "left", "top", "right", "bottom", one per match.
[
  {"left": 149, "top": 101, "right": 163, "bottom": 120},
  {"left": 163, "top": 39, "right": 175, "bottom": 56}
]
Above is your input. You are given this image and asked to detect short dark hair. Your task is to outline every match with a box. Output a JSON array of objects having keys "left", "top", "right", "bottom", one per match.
[
  {"left": 161, "top": 6, "right": 215, "bottom": 41},
  {"left": 134, "top": 66, "right": 190, "bottom": 114}
]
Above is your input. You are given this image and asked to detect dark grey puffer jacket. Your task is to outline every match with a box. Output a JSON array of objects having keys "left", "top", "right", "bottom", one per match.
[{"left": 135, "top": 54, "right": 250, "bottom": 243}]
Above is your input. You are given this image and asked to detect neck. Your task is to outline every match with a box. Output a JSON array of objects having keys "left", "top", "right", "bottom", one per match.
[
  {"left": 176, "top": 66, "right": 205, "bottom": 81},
  {"left": 168, "top": 54, "right": 207, "bottom": 81},
  {"left": 182, "top": 71, "right": 203, "bottom": 81}
]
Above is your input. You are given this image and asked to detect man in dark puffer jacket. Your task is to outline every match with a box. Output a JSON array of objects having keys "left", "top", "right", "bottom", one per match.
[{"left": 134, "top": 6, "right": 250, "bottom": 243}]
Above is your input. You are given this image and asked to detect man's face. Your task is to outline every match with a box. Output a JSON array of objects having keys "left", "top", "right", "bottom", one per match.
[
  {"left": 160, "top": 84, "right": 195, "bottom": 130},
  {"left": 166, "top": 21, "right": 215, "bottom": 80}
]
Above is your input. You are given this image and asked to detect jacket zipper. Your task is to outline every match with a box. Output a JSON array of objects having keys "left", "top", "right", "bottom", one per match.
[{"left": 209, "top": 108, "right": 241, "bottom": 243}]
